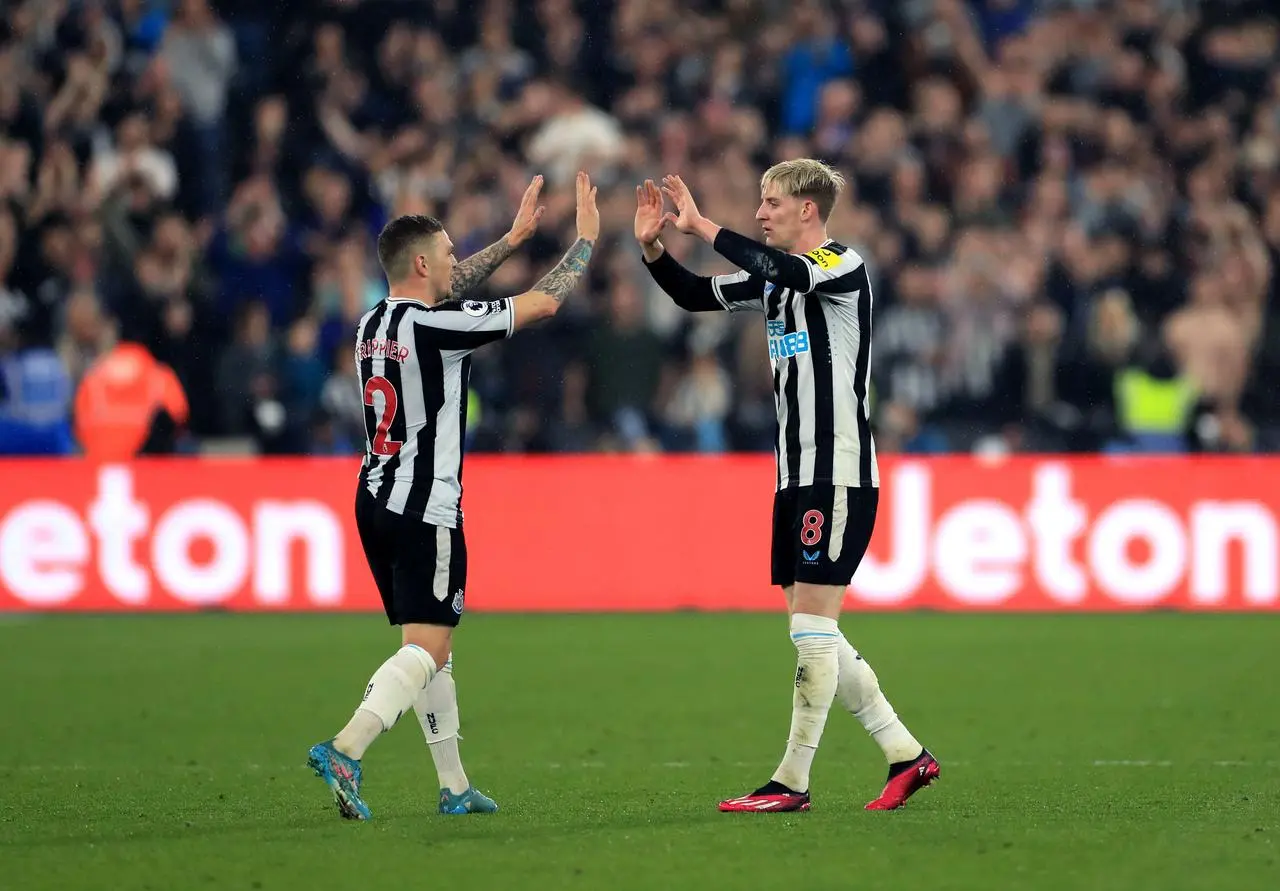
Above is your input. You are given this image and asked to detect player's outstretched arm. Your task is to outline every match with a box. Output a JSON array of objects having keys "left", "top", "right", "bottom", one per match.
[
  {"left": 709, "top": 227, "right": 813, "bottom": 292},
  {"left": 449, "top": 175, "right": 546, "bottom": 299},
  {"left": 661, "top": 174, "right": 813, "bottom": 293},
  {"left": 511, "top": 171, "right": 597, "bottom": 330}
]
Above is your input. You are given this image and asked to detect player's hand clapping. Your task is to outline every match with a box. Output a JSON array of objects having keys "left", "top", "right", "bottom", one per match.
[
  {"left": 576, "top": 170, "right": 600, "bottom": 242},
  {"left": 634, "top": 179, "right": 666, "bottom": 246},
  {"left": 506, "top": 175, "right": 546, "bottom": 247},
  {"left": 661, "top": 174, "right": 720, "bottom": 244}
]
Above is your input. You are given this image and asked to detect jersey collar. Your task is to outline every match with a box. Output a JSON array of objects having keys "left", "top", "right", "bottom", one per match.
[{"left": 386, "top": 296, "right": 433, "bottom": 308}]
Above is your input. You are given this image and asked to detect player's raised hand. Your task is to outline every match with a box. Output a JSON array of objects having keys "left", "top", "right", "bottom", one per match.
[
  {"left": 661, "top": 174, "right": 708, "bottom": 237},
  {"left": 634, "top": 179, "right": 666, "bottom": 246},
  {"left": 576, "top": 170, "right": 600, "bottom": 242},
  {"left": 507, "top": 175, "right": 545, "bottom": 246}
]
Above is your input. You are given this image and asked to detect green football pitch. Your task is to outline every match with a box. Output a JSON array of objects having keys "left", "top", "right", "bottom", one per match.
[{"left": 1, "top": 613, "right": 1277, "bottom": 891}]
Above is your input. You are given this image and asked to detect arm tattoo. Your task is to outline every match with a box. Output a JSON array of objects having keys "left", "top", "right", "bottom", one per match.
[
  {"left": 449, "top": 235, "right": 516, "bottom": 299},
  {"left": 533, "top": 238, "right": 594, "bottom": 304}
]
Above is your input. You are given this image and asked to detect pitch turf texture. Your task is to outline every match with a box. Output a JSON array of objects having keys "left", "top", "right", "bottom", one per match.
[{"left": 2, "top": 614, "right": 1277, "bottom": 891}]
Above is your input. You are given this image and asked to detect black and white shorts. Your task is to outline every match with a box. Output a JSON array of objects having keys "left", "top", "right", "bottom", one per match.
[
  {"left": 355, "top": 488, "right": 467, "bottom": 627},
  {"left": 771, "top": 484, "right": 878, "bottom": 588}
]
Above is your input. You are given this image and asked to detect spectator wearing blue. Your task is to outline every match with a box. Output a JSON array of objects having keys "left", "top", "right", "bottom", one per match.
[
  {"left": 207, "top": 177, "right": 307, "bottom": 327},
  {"left": 780, "top": 2, "right": 854, "bottom": 136},
  {"left": 0, "top": 322, "right": 75, "bottom": 456}
]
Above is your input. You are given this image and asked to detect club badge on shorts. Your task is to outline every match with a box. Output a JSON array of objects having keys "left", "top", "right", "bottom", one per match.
[{"left": 452, "top": 589, "right": 465, "bottom": 614}]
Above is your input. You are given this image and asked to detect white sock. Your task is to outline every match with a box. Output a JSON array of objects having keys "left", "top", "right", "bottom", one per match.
[
  {"left": 413, "top": 655, "right": 470, "bottom": 795},
  {"left": 771, "top": 613, "right": 840, "bottom": 793},
  {"left": 334, "top": 644, "right": 437, "bottom": 760},
  {"left": 835, "top": 635, "right": 923, "bottom": 764}
]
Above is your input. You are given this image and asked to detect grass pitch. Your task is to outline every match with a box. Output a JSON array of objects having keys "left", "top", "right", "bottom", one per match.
[{"left": 1, "top": 613, "right": 1277, "bottom": 890}]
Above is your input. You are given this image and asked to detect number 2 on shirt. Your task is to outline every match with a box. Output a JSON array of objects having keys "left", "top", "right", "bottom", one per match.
[{"left": 364, "top": 376, "right": 403, "bottom": 455}]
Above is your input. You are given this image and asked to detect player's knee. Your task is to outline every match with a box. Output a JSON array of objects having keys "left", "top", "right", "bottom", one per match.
[
  {"left": 791, "top": 582, "right": 845, "bottom": 619},
  {"left": 402, "top": 624, "right": 452, "bottom": 670}
]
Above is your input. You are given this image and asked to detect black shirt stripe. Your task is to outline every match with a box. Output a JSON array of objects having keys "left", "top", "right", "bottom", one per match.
[
  {"left": 850, "top": 265, "right": 874, "bottom": 486},
  {"left": 803, "top": 295, "right": 835, "bottom": 485},
  {"left": 401, "top": 331, "right": 445, "bottom": 519},
  {"left": 357, "top": 303, "right": 388, "bottom": 490},
  {"left": 372, "top": 303, "right": 410, "bottom": 508},
  {"left": 766, "top": 284, "right": 787, "bottom": 490},
  {"left": 780, "top": 291, "right": 802, "bottom": 488},
  {"left": 455, "top": 355, "right": 471, "bottom": 527}
]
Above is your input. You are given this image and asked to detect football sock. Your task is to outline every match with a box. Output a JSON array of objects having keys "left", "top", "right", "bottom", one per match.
[
  {"left": 334, "top": 644, "right": 437, "bottom": 760},
  {"left": 413, "top": 655, "right": 470, "bottom": 795},
  {"left": 835, "top": 635, "right": 923, "bottom": 764},
  {"left": 771, "top": 613, "right": 840, "bottom": 793}
]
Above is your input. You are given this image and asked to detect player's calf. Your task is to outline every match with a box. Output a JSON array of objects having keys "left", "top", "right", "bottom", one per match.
[
  {"left": 333, "top": 643, "right": 438, "bottom": 761},
  {"left": 308, "top": 642, "right": 438, "bottom": 820},
  {"left": 770, "top": 612, "right": 841, "bottom": 792},
  {"left": 834, "top": 638, "right": 924, "bottom": 764}
]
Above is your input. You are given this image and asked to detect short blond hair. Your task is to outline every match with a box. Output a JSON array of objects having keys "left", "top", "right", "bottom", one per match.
[{"left": 760, "top": 159, "right": 847, "bottom": 221}]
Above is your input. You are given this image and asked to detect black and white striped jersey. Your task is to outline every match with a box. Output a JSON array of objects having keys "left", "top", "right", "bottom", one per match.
[
  {"left": 711, "top": 241, "right": 878, "bottom": 490},
  {"left": 355, "top": 296, "right": 514, "bottom": 527}
]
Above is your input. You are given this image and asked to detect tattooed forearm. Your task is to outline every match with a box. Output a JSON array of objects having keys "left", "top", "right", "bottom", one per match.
[
  {"left": 533, "top": 238, "right": 594, "bottom": 304},
  {"left": 449, "top": 235, "right": 516, "bottom": 298}
]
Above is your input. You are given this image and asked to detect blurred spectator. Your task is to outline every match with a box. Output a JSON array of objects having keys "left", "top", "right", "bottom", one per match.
[
  {"left": 215, "top": 300, "right": 278, "bottom": 444},
  {"left": 525, "top": 79, "right": 626, "bottom": 187},
  {"left": 161, "top": 0, "right": 237, "bottom": 214},
  {"left": 779, "top": 2, "right": 854, "bottom": 135},
  {"left": 585, "top": 279, "right": 666, "bottom": 452},
  {"left": 57, "top": 288, "right": 117, "bottom": 389},
  {"left": 87, "top": 110, "right": 178, "bottom": 207},
  {"left": 320, "top": 345, "right": 364, "bottom": 453},
  {"left": 0, "top": 319, "right": 75, "bottom": 456},
  {"left": 280, "top": 315, "right": 327, "bottom": 446},
  {"left": 73, "top": 337, "right": 189, "bottom": 461},
  {"left": 661, "top": 331, "right": 732, "bottom": 453},
  {"left": 207, "top": 177, "right": 306, "bottom": 327}
]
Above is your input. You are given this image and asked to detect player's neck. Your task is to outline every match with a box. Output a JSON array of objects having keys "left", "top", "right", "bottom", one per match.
[
  {"left": 387, "top": 288, "right": 441, "bottom": 308},
  {"left": 790, "top": 229, "right": 830, "bottom": 256}
]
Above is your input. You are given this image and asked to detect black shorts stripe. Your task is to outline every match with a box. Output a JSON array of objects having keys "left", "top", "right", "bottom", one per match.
[
  {"left": 373, "top": 304, "right": 411, "bottom": 508},
  {"left": 803, "top": 295, "right": 835, "bottom": 485},
  {"left": 781, "top": 292, "right": 802, "bottom": 488},
  {"left": 850, "top": 265, "right": 874, "bottom": 486}
]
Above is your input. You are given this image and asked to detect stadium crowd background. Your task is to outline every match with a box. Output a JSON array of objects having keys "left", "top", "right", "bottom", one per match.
[{"left": 1, "top": 0, "right": 1278, "bottom": 459}]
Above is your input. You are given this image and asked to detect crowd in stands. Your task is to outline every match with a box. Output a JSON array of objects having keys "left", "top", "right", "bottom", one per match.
[{"left": 2, "top": 0, "right": 1278, "bottom": 459}]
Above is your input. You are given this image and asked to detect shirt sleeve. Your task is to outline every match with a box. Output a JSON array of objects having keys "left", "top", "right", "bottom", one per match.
[
  {"left": 642, "top": 250, "right": 723, "bottom": 312},
  {"left": 712, "top": 228, "right": 869, "bottom": 300},
  {"left": 410, "top": 298, "right": 515, "bottom": 350},
  {"left": 710, "top": 270, "right": 766, "bottom": 313},
  {"left": 798, "top": 244, "right": 868, "bottom": 303}
]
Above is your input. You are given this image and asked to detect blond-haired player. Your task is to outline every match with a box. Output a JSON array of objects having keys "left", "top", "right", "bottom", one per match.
[{"left": 635, "top": 159, "right": 938, "bottom": 812}]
